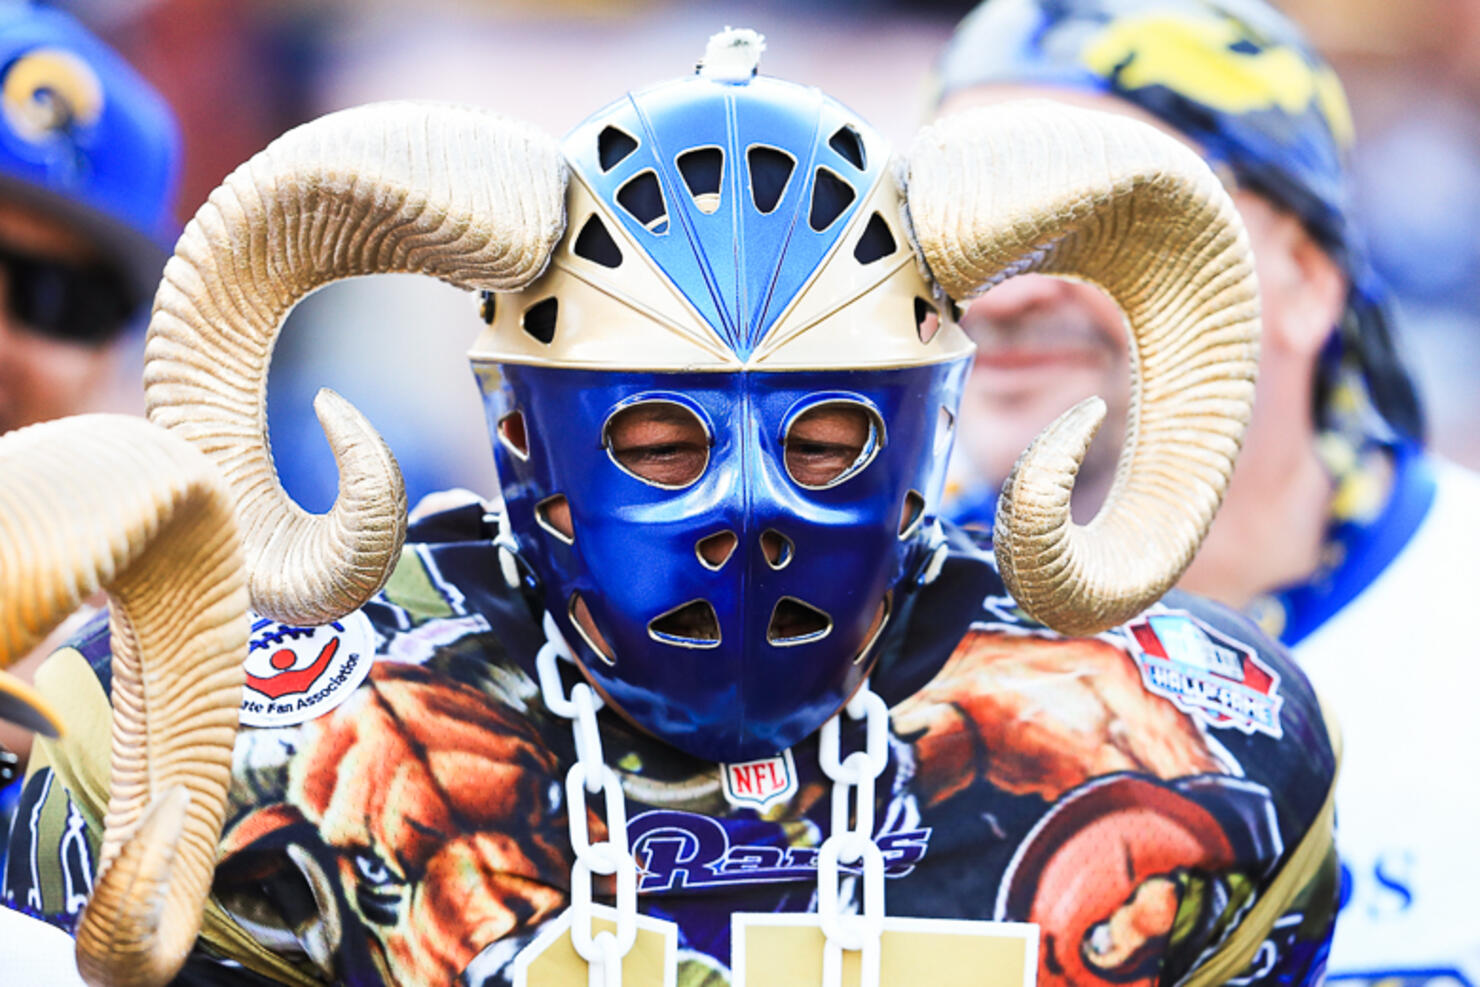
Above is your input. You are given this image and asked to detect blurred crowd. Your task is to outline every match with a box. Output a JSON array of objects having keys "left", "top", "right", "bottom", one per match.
[
  {"left": 0, "top": 1, "right": 1475, "bottom": 983},
  {"left": 67, "top": 0, "right": 1480, "bottom": 507}
]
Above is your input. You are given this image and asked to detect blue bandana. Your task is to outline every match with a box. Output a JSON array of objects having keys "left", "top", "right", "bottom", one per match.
[{"left": 934, "top": 0, "right": 1425, "bottom": 443}]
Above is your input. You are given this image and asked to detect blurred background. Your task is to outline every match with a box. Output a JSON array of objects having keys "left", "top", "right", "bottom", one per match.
[{"left": 62, "top": 0, "right": 1480, "bottom": 508}]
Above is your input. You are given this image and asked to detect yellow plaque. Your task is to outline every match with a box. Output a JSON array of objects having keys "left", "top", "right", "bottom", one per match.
[
  {"left": 731, "top": 913, "right": 1038, "bottom": 987},
  {"left": 512, "top": 905, "right": 678, "bottom": 987}
]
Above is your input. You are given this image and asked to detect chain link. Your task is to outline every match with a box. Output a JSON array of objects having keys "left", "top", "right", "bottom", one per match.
[
  {"left": 816, "top": 683, "right": 890, "bottom": 987},
  {"left": 536, "top": 612, "right": 637, "bottom": 986},
  {"left": 540, "top": 598, "right": 894, "bottom": 987}
]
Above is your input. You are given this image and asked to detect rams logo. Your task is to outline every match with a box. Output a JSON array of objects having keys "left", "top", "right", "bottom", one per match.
[
  {"left": 1, "top": 47, "right": 103, "bottom": 143},
  {"left": 1080, "top": 12, "right": 1354, "bottom": 147}
]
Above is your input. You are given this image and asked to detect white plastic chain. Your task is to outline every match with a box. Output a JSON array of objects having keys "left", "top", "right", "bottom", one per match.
[
  {"left": 536, "top": 611, "right": 638, "bottom": 987},
  {"left": 816, "top": 685, "right": 891, "bottom": 987},
  {"left": 537, "top": 585, "right": 893, "bottom": 987}
]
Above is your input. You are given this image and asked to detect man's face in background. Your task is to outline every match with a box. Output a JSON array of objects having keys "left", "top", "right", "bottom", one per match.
[
  {"left": 956, "top": 268, "right": 1130, "bottom": 520},
  {"left": 0, "top": 198, "right": 129, "bottom": 434},
  {"left": 940, "top": 85, "right": 1344, "bottom": 523}
]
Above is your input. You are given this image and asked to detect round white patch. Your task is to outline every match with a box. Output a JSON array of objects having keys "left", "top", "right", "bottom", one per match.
[{"left": 238, "top": 610, "right": 377, "bottom": 728}]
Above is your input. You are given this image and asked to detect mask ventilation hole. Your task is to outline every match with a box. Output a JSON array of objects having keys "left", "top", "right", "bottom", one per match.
[
  {"left": 935, "top": 405, "right": 956, "bottom": 455},
  {"left": 477, "top": 290, "right": 497, "bottom": 325},
  {"left": 535, "top": 494, "right": 574, "bottom": 544},
  {"left": 829, "top": 125, "right": 866, "bottom": 170},
  {"left": 570, "top": 592, "right": 616, "bottom": 665},
  {"left": 914, "top": 297, "right": 940, "bottom": 344},
  {"left": 522, "top": 298, "right": 559, "bottom": 344},
  {"left": 855, "top": 595, "right": 892, "bottom": 665},
  {"left": 678, "top": 146, "right": 724, "bottom": 214},
  {"left": 573, "top": 214, "right": 623, "bottom": 269},
  {"left": 617, "top": 170, "right": 669, "bottom": 234},
  {"left": 853, "top": 213, "right": 896, "bottom": 264},
  {"left": 748, "top": 145, "right": 794, "bottom": 214},
  {"left": 696, "top": 530, "right": 738, "bottom": 570},
  {"left": 648, "top": 600, "right": 722, "bottom": 648},
  {"left": 768, "top": 597, "right": 832, "bottom": 646},
  {"left": 597, "top": 126, "right": 638, "bottom": 172},
  {"left": 809, "top": 167, "right": 855, "bottom": 231},
  {"left": 899, "top": 490, "right": 925, "bottom": 539},
  {"left": 760, "top": 529, "right": 794, "bottom": 570},
  {"left": 497, "top": 410, "right": 529, "bottom": 460}
]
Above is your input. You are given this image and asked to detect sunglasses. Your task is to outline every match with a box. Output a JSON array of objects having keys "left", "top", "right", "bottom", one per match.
[{"left": 0, "top": 244, "right": 136, "bottom": 345}]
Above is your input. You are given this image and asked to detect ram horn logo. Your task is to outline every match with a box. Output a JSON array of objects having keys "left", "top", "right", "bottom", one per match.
[
  {"left": 246, "top": 637, "right": 340, "bottom": 700},
  {"left": 2, "top": 48, "right": 104, "bottom": 143}
]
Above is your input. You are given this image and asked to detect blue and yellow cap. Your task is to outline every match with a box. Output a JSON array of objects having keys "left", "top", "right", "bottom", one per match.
[
  {"left": 0, "top": 2, "right": 180, "bottom": 310},
  {"left": 934, "top": 0, "right": 1424, "bottom": 443}
]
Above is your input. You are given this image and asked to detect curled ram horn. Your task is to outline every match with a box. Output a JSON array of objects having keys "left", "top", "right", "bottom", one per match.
[
  {"left": 904, "top": 100, "right": 1260, "bottom": 635},
  {"left": 146, "top": 100, "right": 568, "bottom": 626},
  {"left": 0, "top": 414, "right": 248, "bottom": 987}
]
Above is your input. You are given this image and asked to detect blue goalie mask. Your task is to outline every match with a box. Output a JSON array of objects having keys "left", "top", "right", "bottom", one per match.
[{"left": 470, "top": 44, "right": 974, "bottom": 761}]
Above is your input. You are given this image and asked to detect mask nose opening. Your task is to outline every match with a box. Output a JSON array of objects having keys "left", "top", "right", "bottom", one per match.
[
  {"left": 696, "top": 530, "right": 738, "bottom": 570},
  {"left": 768, "top": 597, "right": 832, "bottom": 646},
  {"left": 648, "top": 600, "right": 722, "bottom": 648},
  {"left": 760, "top": 529, "right": 793, "bottom": 569}
]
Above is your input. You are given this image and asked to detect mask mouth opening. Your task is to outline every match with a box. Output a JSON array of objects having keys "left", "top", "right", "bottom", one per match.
[
  {"left": 767, "top": 597, "right": 832, "bottom": 646},
  {"left": 648, "top": 599, "right": 722, "bottom": 648}
]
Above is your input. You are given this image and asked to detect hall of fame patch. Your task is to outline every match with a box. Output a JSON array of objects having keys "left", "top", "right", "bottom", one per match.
[{"left": 1125, "top": 612, "right": 1284, "bottom": 738}]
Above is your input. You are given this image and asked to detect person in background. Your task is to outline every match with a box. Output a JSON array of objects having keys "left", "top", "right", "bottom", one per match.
[
  {"left": 932, "top": 1, "right": 1480, "bottom": 983},
  {"left": 0, "top": 0, "right": 179, "bottom": 863}
]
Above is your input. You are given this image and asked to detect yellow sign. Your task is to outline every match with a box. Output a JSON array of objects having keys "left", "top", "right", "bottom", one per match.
[
  {"left": 731, "top": 913, "right": 1038, "bottom": 987},
  {"left": 512, "top": 905, "right": 678, "bottom": 987}
]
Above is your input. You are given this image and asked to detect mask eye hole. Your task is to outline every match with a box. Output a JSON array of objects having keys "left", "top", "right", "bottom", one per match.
[
  {"left": 783, "top": 401, "right": 883, "bottom": 489},
  {"left": 604, "top": 400, "right": 711, "bottom": 489}
]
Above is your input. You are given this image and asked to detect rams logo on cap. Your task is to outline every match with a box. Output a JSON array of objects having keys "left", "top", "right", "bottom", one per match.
[{"left": 1, "top": 47, "right": 103, "bottom": 143}]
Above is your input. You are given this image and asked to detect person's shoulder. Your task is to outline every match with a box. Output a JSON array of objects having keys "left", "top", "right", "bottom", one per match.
[
  {"left": 897, "top": 575, "right": 1338, "bottom": 983},
  {"left": 405, "top": 487, "right": 501, "bottom": 544},
  {"left": 921, "top": 526, "right": 1338, "bottom": 788}
]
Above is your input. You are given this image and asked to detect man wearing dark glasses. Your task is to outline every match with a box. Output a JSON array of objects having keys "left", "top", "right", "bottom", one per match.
[
  {"left": 0, "top": 1, "right": 179, "bottom": 909},
  {"left": 0, "top": 3, "right": 178, "bottom": 437}
]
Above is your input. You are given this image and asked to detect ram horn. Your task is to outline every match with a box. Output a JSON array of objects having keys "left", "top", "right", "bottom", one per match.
[
  {"left": 0, "top": 415, "right": 247, "bottom": 986},
  {"left": 146, "top": 101, "right": 567, "bottom": 626},
  {"left": 904, "top": 101, "right": 1259, "bottom": 635}
]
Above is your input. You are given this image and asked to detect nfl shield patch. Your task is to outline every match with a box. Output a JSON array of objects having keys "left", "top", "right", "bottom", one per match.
[{"left": 721, "top": 750, "right": 798, "bottom": 811}]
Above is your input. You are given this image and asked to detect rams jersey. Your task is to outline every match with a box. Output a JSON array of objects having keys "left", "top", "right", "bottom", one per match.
[{"left": 2, "top": 501, "right": 1340, "bottom": 986}]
